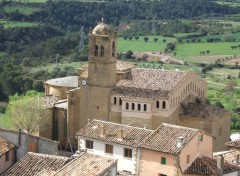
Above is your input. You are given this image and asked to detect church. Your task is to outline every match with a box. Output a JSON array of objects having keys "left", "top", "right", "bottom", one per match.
[{"left": 41, "top": 20, "right": 231, "bottom": 152}]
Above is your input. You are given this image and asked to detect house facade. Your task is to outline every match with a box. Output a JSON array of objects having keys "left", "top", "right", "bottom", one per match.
[
  {"left": 41, "top": 19, "right": 231, "bottom": 152},
  {"left": 0, "top": 137, "right": 16, "bottom": 174},
  {"left": 76, "top": 120, "right": 215, "bottom": 175}
]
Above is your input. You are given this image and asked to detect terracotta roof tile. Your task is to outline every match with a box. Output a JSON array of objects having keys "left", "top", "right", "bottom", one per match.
[
  {"left": 0, "top": 137, "right": 15, "bottom": 156},
  {"left": 214, "top": 150, "right": 240, "bottom": 166},
  {"left": 4, "top": 152, "right": 71, "bottom": 176},
  {"left": 76, "top": 120, "right": 153, "bottom": 148},
  {"left": 42, "top": 95, "right": 59, "bottom": 108},
  {"left": 180, "top": 102, "right": 229, "bottom": 120},
  {"left": 54, "top": 153, "right": 117, "bottom": 176},
  {"left": 140, "top": 123, "right": 198, "bottom": 154},
  {"left": 80, "top": 60, "right": 135, "bottom": 74},
  {"left": 184, "top": 155, "right": 240, "bottom": 175},
  {"left": 226, "top": 140, "right": 240, "bottom": 149},
  {"left": 113, "top": 68, "right": 187, "bottom": 99},
  {"left": 80, "top": 70, "right": 88, "bottom": 79}
]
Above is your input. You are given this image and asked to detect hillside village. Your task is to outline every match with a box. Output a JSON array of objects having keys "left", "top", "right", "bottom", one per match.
[{"left": 1, "top": 19, "right": 240, "bottom": 176}]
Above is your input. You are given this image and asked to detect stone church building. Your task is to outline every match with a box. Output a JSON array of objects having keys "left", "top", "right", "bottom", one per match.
[{"left": 41, "top": 20, "right": 231, "bottom": 152}]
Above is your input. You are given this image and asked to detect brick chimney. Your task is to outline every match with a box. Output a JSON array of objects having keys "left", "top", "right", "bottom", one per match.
[
  {"left": 217, "top": 155, "right": 224, "bottom": 176},
  {"left": 118, "top": 129, "right": 123, "bottom": 140},
  {"left": 100, "top": 124, "right": 106, "bottom": 137}
]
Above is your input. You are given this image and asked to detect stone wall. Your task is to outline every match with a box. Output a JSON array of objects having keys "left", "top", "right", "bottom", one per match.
[{"left": 0, "top": 128, "right": 59, "bottom": 160}]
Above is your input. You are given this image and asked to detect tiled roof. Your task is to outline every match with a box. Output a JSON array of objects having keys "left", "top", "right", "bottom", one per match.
[
  {"left": 140, "top": 123, "right": 198, "bottom": 154},
  {"left": 4, "top": 152, "right": 71, "bottom": 176},
  {"left": 54, "top": 153, "right": 117, "bottom": 176},
  {"left": 80, "top": 61, "right": 135, "bottom": 73},
  {"left": 214, "top": 150, "right": 240, "bottom": 166},
  {"left": 42, "top": 95, "right": 59, "bottom": 108},
  {"left": 113, "top": 68, "right": 187, "bottom": 99},
  {"left": 76, "top": 120, "right": 153, "bottom": 148},
  {"left": 183, "top": 155, "right": 240, "bottom": 175},
  {"left": 226, "top": 140, "right": 240, "bottom": 149},
  {"left": 0, "top": 137, "right": 15, "bottom": 156},
  {"left": 180, "top": 102, "right": 229, "bottom": 120},
  {"left": 80, "top": 70, "right": 88, "bottom": 79},
  {"left": 45, "top": 76, "right": 78, "bottom": 88}
]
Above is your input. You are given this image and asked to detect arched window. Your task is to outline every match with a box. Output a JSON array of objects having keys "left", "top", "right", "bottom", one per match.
[
  {"left": 126, "top": 103, "right": 129, "bottom": 110},
  {"left": 112, "top": 42, "right": 115, "bottom": 57},
  {"left": 138, "top": 104, "right": 141, "bottom": 111},
  {"left": 156, "top": 101, "right": 160, "bottom": 108},
  {"left": 113, "top": 97, "right": 117, "bottom": 105},
  {"left": 144, "top": 104, "right": 147, "bottom": 111},
  {"left": 95, "top": 45, "right": 98, "bottom": 56},
  {"left": 119, "top": 98, "right": 122, "bottom": 105},
  {"left": 162, "top": 101, "right": 166, "bottom": 109},
  {"left": 132, "top": 103, "right": 135, "bottom": 110},
  {"left": 100, "top": 45, "right": 104, "bottom": 56}
]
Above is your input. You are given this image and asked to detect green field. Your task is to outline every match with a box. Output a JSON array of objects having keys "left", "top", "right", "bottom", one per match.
[
  {"left": 2, "top": 0, "right": 47, "bottom": 3},
  {"left": 0, "top": 20, "right": 38, "bottom": 28},
  {"left": 118, "top": 36, "right": 175, "bottom": 52},
  {"left": 4, "top": 5, "right": 41, "bottom": 15},
  {"left": 175, "top": 42, "right": 240, "bottom": 62}
]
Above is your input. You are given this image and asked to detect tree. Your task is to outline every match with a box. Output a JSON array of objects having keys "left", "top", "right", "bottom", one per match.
[
  {"left": 135, "top": 36, "right": 139, "bottom": 41},
  {"left": 215, "top": 101, "right": 224, "bottom": 108},
  {"left": 162, "top": 39, "right": 166, "bottom": 43},
  {"left": 125, "top": 50, "right": 133, "bottom": 59},
  {"left": 128, "top": 36, "right": 133, "bottom": 40},
  {"left": 8, "top": 92, "right": 48, "bottom": 133},
  {"left": 143, "top": 37, "right": 149, "bottom": 42},
  {"left": 153, "top": 38, "right": 158, "bottom": 42}
]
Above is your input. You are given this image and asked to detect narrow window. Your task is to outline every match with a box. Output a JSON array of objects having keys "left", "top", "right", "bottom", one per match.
[
  {"left": 112, "top": 41, "right": 115, "bottom": 57},
  {"left": 119, "top": 98, "right": 122, "bottom": 105},
  {"left": 105, "top": 144, "right": 113, "bottom": 154},
  {"left": 124, "top": 148, "right": 132, "bottom": 158},
  {"left": 200, "top": 134, "right": 203, "bottom": 141},
  {"left": 86, "top": 140, "right": 93, "bottom": 149},
  {"left": 5, "top": 151, "right": 9, "bottom": 161},
  {"left": 94, "top": 45, "right": 98, "bottom": 56},
  {"left": 162, "top": 101, "right": 166, "bottom": 109},
  {"left": 132, "top": 103, "right": 135, "bottom": 110},
  {"left": 113, "top": 97, "right": 117, "bottom": 105},
  {"left": 156, "top": 101, "right": 160, "bottom": 108},
  {"left": 187, "top": 155, "right": 190, "bottom": 164},
  {"left": 144, "top": 104, "right": 147, "bottom": 111},
  {"left": 161, "top": 157, "right": 166, "bottom": 165},
  {"left": 159, "top": 174, "right": 167, "bottom": 176},
  {"left": 126, "top": 103, "right": 129, "bottom": 110},
  {"left": 170, "top": 99, "right": 172, "bottom": 108},
  {"left": 138, "top": 104, "right": 141, "bottom": 111},
  {"left": 100, "top": 45, "right": 104, "bottom": 56},
  {"left": 219, "top": 127, "right": 222, "bottom": 136}
]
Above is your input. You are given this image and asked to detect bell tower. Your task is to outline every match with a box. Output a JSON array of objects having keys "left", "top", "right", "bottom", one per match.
[
  {"left": 79, "top": 19, "right": 117, "bottom": 128},
  {"left": 88, "top": 18, "right": 117, "bottom": 87}
]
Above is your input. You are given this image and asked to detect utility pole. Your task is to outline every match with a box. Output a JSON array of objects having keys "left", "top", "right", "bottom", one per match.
[
  {"left": 79, "top": 26, "right": 84, "bottom": 52},
  {"left": 55, "top": 54, "right": 59, "bottom": 66}
]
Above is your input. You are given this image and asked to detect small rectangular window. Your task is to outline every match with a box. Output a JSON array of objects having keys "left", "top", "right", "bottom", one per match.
[
  {"left": 161, "top": 157, "right": 166, "bottom": 165},
  {"left": 86, "top": 140, "right": 93, "bottom": 149},
  {"left": 187, "top": 155, "right": 190, "bottom": 164},
  {"left": 159, "top": 174, "right": 167, "bottom": 176},
  {"left": 124, "top": 148, "right": 132, "bottom": 158},
  {"left": 105, "top": 144, "right": 113, "bottom": 154},
  {"left": 200, "top": 134, "right": 203, "bottom": 141},
  {"left": 5, "top": 151, "right": 9, "bottom": 161}
]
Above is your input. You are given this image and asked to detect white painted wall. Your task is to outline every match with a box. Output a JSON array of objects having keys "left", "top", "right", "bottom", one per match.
[
  {"left": 79, "top": 137, "right": 137, "bottom": 174},
  {"left": 224, "top": 171, "right": 239, "bottom": 176}
]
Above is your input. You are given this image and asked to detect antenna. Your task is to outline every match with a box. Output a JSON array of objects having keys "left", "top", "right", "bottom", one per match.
[{"left": 151, "top": 17, "right": 156, "bottom": 35}]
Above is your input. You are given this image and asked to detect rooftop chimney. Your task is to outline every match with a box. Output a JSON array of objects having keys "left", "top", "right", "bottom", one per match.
[
  {"left": 217, "top": 155, "right": 224, "bottom": 176},
  {"left": 177, "top": 136, "right": 185, "bottom": 148},
  {"left": 118, "top": 129, "right": 123, "bottom": 140},
  {"left": 100, "top": 124, "right": 106, "bottom": 137}
]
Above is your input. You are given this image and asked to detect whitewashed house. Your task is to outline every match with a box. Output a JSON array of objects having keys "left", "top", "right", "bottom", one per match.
[{"left": 76, "top": 120, "right": 153, "bottom": 175}]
